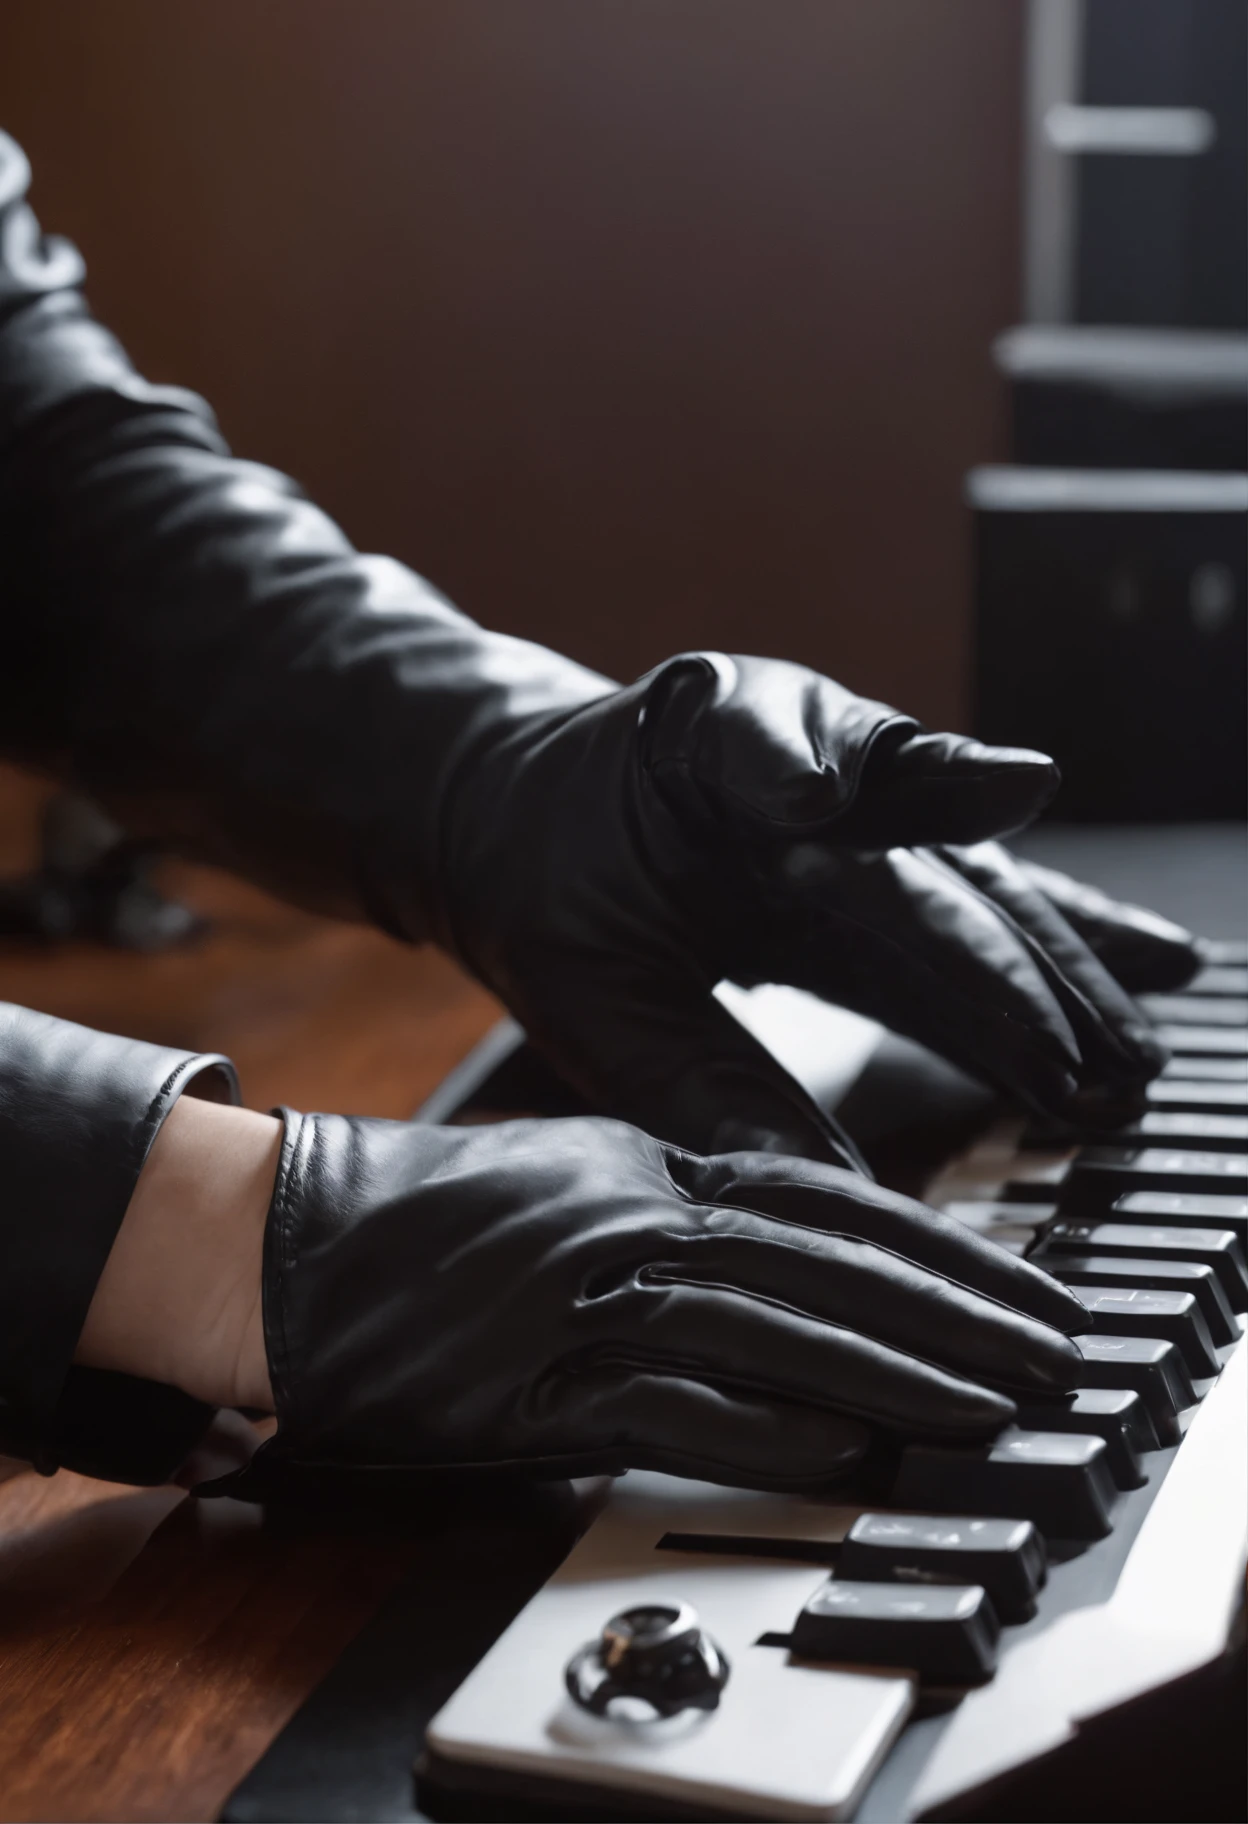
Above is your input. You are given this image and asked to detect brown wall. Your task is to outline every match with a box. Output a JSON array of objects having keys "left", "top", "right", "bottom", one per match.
[{"left": 1, "top": 0, "right": 1023, "bottom": 728}]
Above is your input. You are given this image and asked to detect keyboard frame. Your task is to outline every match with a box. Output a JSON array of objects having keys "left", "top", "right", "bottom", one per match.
[
  {"left": 221, "top": 845, "right": 1248, "bottom": 1822},
  {"left": 420, "top": 1105, "right": 1246, "bottom": 1821},
  {"left": 413, "top": 979, "right": 1247, "bottom": 1820}
]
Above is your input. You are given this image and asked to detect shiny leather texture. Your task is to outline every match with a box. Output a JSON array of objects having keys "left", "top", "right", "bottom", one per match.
[
  {"left": 204, "top": 1111, "right": 1088, "bottom": 1500},
  {"left": 0, "top": 131, "right": 1192, "bottom": 1167},
  {"left": 0, "top": 131, "right": 1202, "bottom": 1493},
  {"left": 1013, "top": 860, "right": 1203, "bottom": 994},
  {"left": 430, "top": 655, "right": 1183, "bottom": 1162},
  {"left": 0, "top": 1001, "right": 237, "bottom": 1475}
]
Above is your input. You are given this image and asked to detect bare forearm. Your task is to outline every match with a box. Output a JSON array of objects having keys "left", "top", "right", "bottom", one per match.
[{"left": 76, "top": 1096, "right": 279, "bottom": 1412}]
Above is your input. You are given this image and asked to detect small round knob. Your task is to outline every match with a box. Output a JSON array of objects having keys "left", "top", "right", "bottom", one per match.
[{"left": 565, "top": 1601, "right": 729, "bottom": 1719}]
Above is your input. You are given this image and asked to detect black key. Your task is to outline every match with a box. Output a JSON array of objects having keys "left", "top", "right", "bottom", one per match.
[
  {"left": 1023, "top": 1112, "right": 1248, "bottom": 1153},
  {"left": 1040, "top": 1254, "right": 1238, "bottom": 1347},
  {"left": 1187, "top": 966, "right": 1248, "bottom": 997},
  {"left": 837, "top": 1513, "right": 1046, "bottom": 1625},
  {"left": 1040, "top": 1219, "right": 1248, "bottom": 1311},
  {"left": 1154, "top": 1026, "right": 1248, "bottom": 1057},
  {"left": 892, "top": 1430, "right": 1116, "bottom": 1541},
  {"left": 1074, "top": 1335, "right": 1194, "bottom": 1445},
  {"left": 1063, "top": 1149, "right": 1248, "bottom": 1209},
  {"left": 1113, "top": 1189, "right": 1248, "bottom": 1247},
  {"left": 789, "top": 1578, "right": 1000, "bottom": 1683},
  {"left": 1145, "top": 1078, "right": 1248, "bottom": 1113},
  {"left": 1161, "top": 1056, "right": 1247, "bottom": 1082},
  {"left": 1069, "top": 1283, "right": 1221, "bottom": 1378},
  {"left": 1015, "top": 1388, "right": 1154, "bottom": 1487},
  {"left": 1004, "top": 1172, "right": 1073, "bottom": 1206},
  {"left": 1139, "top": 995, "right": 1248, "bottom": 1027}
]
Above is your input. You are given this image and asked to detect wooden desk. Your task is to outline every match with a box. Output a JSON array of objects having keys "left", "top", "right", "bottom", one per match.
[{"left": 0, "top": 771, "right": 500, "bottom": 1822}]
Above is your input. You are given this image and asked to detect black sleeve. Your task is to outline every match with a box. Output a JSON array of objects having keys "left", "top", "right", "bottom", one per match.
[
  {"left": 0, "top": 128, "right": 607, "bottom": 944},
  {"left": 0, "top": 127, "right": 608, "bottom": 1483},
  {"left": 0, "top": 1001, "right": 239, "bottom": 1480}
]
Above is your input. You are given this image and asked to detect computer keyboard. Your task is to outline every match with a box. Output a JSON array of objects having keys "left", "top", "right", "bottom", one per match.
[{"left": 421, "top": 946, "right": 1248, "bottom": 1821}]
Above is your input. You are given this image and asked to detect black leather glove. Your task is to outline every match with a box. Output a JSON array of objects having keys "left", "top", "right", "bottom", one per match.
[
  {"left": 428, "top": 653, "right": 1169, "bottom": 1160},
  {"left": 1011, "top": 859, "right": 1202, "bottom": 995},
  {"left": 205, "top": 1112, "right": 1086, "bottom": 1500},
  {"left": 0, "top": 135, "right": 1186, "bottom": 1165}
]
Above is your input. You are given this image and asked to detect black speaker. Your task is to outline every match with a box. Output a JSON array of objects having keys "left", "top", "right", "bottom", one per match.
[
  {"left": 995, "top": 326, "right": 1248, "bottom": 472},
  {"left": 971, "top": 466, "right": 1247, "bottom": 820}
]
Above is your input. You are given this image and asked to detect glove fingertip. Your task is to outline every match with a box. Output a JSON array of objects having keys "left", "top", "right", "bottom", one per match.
[
  {"left": 953, "top": 744, "right": 1061, "bottom": 841},
  {"left": 1004, "top": 1258, "right": 1093, "bottom": 1337},
  {"left": 946, "top": 1385, "right": 1017, "bottom": 1436},
  {"left": 851, "top": 735, "right": 1060, "bottom": 845}
]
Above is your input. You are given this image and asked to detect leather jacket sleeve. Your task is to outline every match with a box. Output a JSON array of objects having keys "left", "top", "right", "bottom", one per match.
[
  {"left": 0, "top": 131, "right": 1196, "bottom": 1482},
  {"left": 0, "top": 128, "right": 611, "bottom": 940},
  {"left": 0, "top": 128, "right": 609, "bottom": 1477},
  {"left": 0, "top": 1001, "right": 238, "bottom": 1478}
]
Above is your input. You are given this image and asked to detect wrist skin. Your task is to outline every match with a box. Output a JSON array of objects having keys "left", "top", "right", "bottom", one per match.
[{"left": 74, "top": 1096, "right": 280, "bottom": 1413}]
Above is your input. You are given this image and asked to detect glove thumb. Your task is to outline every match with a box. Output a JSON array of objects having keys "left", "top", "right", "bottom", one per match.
[
  {"left": 833, "top": 728, "right": 1060, "bottom": 847},
  {"left": 640, "top": 654, "right": 1057, "bottom": 846}
]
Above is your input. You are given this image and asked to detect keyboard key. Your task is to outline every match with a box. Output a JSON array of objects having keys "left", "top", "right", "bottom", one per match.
[
  {"left": 892, "top": 1430, "right": 1116, "bottom": 1540},
  {"left": 1113, "top": 1189, "right": 1248, "bottom": 1247},
  {"left": 1040, "top": 1219, "right": 1248, "bottom": 1311},
  {"left": 1073, "top": 1335, "right": 1193, "bottom": 1444},
  {"left": 1015, "top": 1388, "right": 1154, "bottom": 1486},
  {"left": 1069, "top": 1283, "right": 1221, "bottom": 1378},
  {"left": 1043, "top": 1225, "right": 1248, "bottom": 1313},
  {"left": 837, "top": 1513, "right": 1046, "bottom": 1625},
  {"left": 1040, "top": 1254, "right": 1238, "bottom": 1347},
  {"left": 1154, "top": 1026, "right": 1248, "bottom": 1057},
  {"left": 1145, "top": 1078, "right": 1248, "bottom": 1113},
  {"left": 1161, "top": 1056, "right": 1247, "bottom": 1082},
  {"left": 790, "top": 1578, "right": 999, "bottom": 1685},
  {"left": 1023, "top": 1112, "right": 1248, "bottom": 1153},
  {"left": 1200, "top": 941, "right": 1248, "bottom": 968},
  {"left": 1064, "top": 1148, "right": 1248, "bottom": 1208},
  {"left": 1187, "top": 966, "right": 1248, "bottom": 997},
  {"left": 1139, "top": 995, "right": 1248, "bottom": 1027}
]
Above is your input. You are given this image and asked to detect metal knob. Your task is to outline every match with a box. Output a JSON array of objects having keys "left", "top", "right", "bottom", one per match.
[{"left": 565, "top": 1601, "right": 729, "bottom": 1719}]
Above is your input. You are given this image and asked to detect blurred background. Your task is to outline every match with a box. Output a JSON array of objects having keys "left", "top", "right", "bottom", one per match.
[
  {"left": 2, "top": 0, "right": 1031, "bottom": 723},
  {"left": 3, "top": 0, "right": 1244, "bottom": 769},
  {"left": 0, "top": 0, "right": 1243, "bottom": 1104}
]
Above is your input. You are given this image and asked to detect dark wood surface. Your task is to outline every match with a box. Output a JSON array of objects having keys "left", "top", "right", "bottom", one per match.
[{"left": 0, "top": 767, "right": 501, "bottom": 1823}]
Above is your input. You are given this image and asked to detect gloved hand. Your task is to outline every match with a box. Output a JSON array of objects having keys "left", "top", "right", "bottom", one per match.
[
  {"left": 1011, "top": 858, "right": 1202, "bottom": 994},
  {"left": 431, "top": 652, "right": 1174, "bottom": 1162},
  {"left": 1, "top": 140, "right": 1194, "bottom": 1168},
  {"left": 205, "top": 1112, "right": 1087, "bottom": 1499}
]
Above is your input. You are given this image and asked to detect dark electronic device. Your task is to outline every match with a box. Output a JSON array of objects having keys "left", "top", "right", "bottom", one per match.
[
  {"left": 995, "top": 326, "right": 1248, "bottom": 472},
  {"left": 223, "top": 853, "right": 1245, "bottom": 1824},
  {"left": 970, "top": 466, "right": 1247, "bottom": 822}
]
